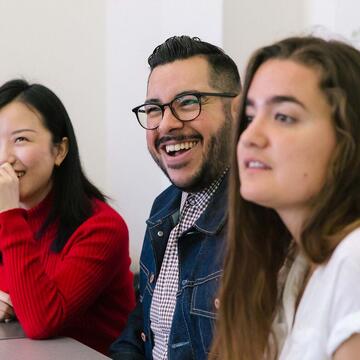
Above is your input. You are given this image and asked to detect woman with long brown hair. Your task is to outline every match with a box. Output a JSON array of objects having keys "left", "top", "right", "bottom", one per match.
[{"left": 212, "top": 36, "right": 360, "bottom": 359}]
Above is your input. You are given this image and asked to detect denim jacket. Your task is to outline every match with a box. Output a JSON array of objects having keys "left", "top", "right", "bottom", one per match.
[{"left": 109, "top": 175, "right": 228, "bottom": 360}]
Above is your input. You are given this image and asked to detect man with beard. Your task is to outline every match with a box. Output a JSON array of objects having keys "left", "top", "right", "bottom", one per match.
[{"left": 109, "top": 36, "right": 241, "bottom": 360}]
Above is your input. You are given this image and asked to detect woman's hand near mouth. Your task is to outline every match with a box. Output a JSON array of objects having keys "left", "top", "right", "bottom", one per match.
[{"left": 0, "top": 162, "right": 19, "bottom": 212}]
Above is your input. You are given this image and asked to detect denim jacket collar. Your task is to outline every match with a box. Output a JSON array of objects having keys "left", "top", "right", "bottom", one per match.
[{"left": 146, "top": 173, "right": 228, "bottom": 235}]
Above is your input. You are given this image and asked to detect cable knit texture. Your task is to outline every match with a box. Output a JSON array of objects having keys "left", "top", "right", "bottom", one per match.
[{"left": 0, "top": 195, "right": 135, "bottom": 354}]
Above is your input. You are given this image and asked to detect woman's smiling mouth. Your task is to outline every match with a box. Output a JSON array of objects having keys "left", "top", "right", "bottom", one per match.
[{"left": 15, "top": 171, "right": 25, "bottom": 178}]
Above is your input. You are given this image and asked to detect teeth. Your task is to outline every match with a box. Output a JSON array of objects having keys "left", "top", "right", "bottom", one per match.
[
  {"left": 165, "top": 141, "right": 197, "bottom": 153},
  {"left": 248, "top": 161, "right": 266, "bottom": 169},
  {"left": 16, "top": 171, "right": 25, "bottom": 178}
]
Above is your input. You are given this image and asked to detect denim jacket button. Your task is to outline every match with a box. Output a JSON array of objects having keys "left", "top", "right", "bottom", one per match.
[
  {"left": 157, "top": 230, "right": 164, "bottom": 237},
  {"left": 149, "top": 273, "right": 155, "bottom": 283},
  {"left": 141, "top": 332, "right": 147, "bottom": 342},
  {"left": 214, "top": 298, "right": 220, "bottom": 309}
]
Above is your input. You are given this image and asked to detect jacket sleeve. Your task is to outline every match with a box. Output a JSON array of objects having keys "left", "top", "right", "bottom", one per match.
[{"left": 109, "top": 300, "right": 146, "bottom": 359}]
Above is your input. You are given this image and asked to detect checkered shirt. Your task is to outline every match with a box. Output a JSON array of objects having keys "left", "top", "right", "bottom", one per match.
[{"left": 150, "top": 172, "right": 226, "bottom": 360}]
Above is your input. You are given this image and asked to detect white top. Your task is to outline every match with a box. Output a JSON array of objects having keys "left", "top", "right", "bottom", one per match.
[{"left": 274, "top": 227, "right": 360, "bottom": 360}]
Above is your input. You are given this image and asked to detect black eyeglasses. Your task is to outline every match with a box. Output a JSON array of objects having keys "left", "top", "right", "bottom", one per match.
[{"left": 132, "top": 91, "right": 238, "bottom": 130}]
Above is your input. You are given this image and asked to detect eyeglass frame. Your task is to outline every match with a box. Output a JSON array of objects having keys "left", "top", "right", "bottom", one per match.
[{"left": 132, "top": 91, "right": 238, "bottom": 130}]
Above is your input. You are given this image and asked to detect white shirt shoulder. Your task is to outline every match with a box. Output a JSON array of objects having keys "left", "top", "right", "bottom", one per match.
[{"left": 277, "top": 228, "right": 360, "bottom": 360}]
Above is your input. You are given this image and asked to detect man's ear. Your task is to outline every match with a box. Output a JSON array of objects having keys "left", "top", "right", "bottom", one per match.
[{"left": 54, "top": 137, "right": 69, "bottom": 166}]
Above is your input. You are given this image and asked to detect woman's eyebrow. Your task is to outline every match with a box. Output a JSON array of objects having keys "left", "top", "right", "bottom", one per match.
[
  {"left": 246, "top": 95, "right": 307, "bottom": 110},
  {"left": 11, "top": 129, "right": 37, "bottom": 135}
]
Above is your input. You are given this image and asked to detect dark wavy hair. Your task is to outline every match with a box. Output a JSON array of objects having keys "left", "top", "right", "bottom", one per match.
[
  {"left": 0, "top": 79, "right": 105, "bottom": 252},
  {"left": 148, "top": 35, "right": 241, "bottom": 93},
  {"left": 212, "top": 36, "right": 360, "bottom": 359}
]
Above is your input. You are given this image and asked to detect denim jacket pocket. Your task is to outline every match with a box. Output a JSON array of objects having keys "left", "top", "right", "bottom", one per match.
[{"left": 190, "top": 271, "right": 222, "bottom": 354}]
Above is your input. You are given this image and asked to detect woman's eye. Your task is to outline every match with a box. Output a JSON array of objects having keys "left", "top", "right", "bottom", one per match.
[
  {"left": 15, "top": 137, "right": 28, "bottom": 143},
  {"left": 275, "top": 113, "right": 295, "bottom": 124},
  {"left": 244, "top": 114, "right": 254, "bottom": 125}
]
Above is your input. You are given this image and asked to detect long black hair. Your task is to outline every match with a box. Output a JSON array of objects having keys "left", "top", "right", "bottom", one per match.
[{"left": 0, "top": 79, "right": 106, "bottom": 252}]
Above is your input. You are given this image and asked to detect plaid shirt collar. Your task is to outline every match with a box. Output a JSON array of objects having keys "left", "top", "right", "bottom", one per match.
[{"left": 180, "top": 168, "right": 229, "bottom": 211}]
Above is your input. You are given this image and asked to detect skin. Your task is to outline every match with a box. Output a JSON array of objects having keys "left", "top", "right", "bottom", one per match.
[
  {"left": 0, "top": 101, "right": 68, "bottom": 321},
  {"left": 334, "top": 334, "right": 360, "bottom": 359},
  {"left": 237, "top": 59, "right": 336, "bottom": 240},
  {"left": 0, "top": 290, "right": 14, "bottom": 322},
  {"left": 146, "top": 56, "right": 240, "bottom": 192}
]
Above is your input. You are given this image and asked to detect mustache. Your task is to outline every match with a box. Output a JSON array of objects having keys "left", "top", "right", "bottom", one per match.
[{"left": 156, "top": 134, "right": 202, "bottom": 148}]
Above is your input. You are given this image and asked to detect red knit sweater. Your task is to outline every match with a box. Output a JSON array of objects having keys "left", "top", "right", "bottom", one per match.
[{"left": 0, "top": 195, "right": 135, "bottom": 354}]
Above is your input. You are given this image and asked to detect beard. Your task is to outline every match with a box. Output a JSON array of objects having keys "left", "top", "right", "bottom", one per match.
[{"left": 148, "top": 105, "right": 233, "bottom": 192}]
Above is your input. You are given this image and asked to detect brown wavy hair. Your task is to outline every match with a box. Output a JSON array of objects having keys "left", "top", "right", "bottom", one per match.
[{"left": 211, "top": 36, "right": 360, "bottom": 360}]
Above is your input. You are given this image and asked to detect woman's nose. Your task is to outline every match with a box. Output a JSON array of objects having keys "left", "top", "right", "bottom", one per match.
[
  {"left": 239, "top": 116, "right": 268, "bottom": 149},
  {"left": 0, "top": 146, "right": 16, "bottom": 166}
]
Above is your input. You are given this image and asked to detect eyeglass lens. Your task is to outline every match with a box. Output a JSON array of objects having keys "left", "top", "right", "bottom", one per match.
[{"left": 137, "top": 94, "right": 201, "bottom": 129}]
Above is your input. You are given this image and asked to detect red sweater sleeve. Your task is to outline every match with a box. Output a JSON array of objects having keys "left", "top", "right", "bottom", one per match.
[{"left": 0, "top": 203, "right": 132, "bottom": 339}]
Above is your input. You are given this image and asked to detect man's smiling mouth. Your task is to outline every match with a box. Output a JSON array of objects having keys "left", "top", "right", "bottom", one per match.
[{"left": 165, "top": 141, "right": 198, "bottom": 156}]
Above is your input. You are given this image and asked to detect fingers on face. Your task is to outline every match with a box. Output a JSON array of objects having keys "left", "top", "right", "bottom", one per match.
[
  {"left": 0, "top": 291, "right": 12, "bottom": 306},
  {"left": 0, "top": 301, "right": 14, "bottom": 321},
  {"left": 0, "top": 290, "right": 15, "bottom": 322},
  {"left": 0, "top": 163, "right": 17, "bottom": 182}
]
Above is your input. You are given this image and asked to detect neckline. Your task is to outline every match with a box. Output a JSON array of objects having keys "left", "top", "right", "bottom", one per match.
[{"left": 26, "top": 191, "right": 53, "bottom": 218}]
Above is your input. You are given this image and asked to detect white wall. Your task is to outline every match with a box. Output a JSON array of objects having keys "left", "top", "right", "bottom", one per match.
[
  {"left": 223, "top": 0, "right": 306, "bottom": 75},
  {"left": 223, "top": 0, "right": 360, "bottom": 77},
  {"left": 305, "top": 0, "right": 360, "bottom": 47},
  {"left": 0, "top": 0, "right": 107, "bottom": 190}
]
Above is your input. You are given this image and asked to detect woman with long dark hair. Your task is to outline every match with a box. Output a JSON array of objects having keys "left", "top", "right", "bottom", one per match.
[
  {"left": 0, "top": 79, "right": 135, "bottom": 354},
  {"left": 213, "top": 36, "right": 360, "bottom": 359}
]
